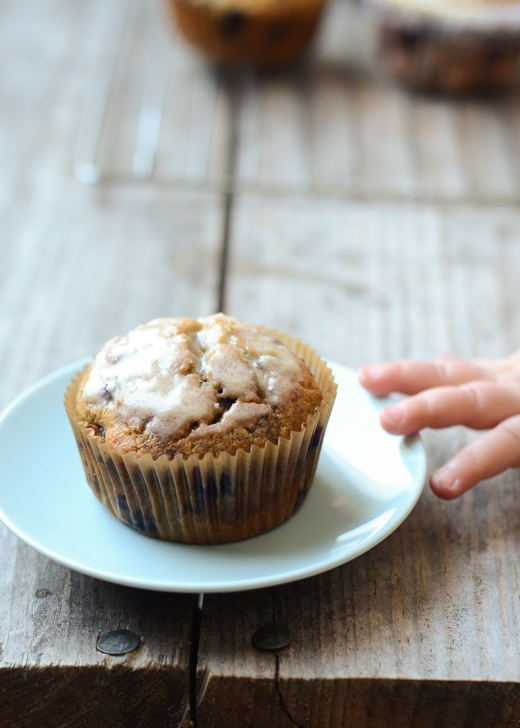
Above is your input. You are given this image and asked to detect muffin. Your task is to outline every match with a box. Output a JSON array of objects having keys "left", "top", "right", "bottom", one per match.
[
  {"left": 165, "top": 0, "right": 327, "bottom": 66},
  {"left": 364, "top": 0, "right": 520, "bottom": 92},
  {"left": 65, "top": 314, "right": 336, "bottom": 544}
]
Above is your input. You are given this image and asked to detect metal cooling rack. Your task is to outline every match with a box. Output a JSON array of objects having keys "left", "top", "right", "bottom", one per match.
[{"left": 74, "top": 0, "right": 520, "bottom": 204}]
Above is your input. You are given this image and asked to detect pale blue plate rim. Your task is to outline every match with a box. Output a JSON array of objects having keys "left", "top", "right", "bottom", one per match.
[{"left": 0, "top": 358, "right": 426, "bottom": 593}]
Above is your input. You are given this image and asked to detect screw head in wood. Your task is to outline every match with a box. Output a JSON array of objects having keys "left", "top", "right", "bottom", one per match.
[
  {"left": 252, "top": 624, "right": 292, "bottom": 652},
  {"left": 97, "top": 629, "right": 140, "bottom": 656},
  {"left": 34, "top": 588, "right": 51, "bottom": 598}
]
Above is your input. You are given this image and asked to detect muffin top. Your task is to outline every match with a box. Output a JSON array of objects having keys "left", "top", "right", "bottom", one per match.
[
  {"left": 75, "top": 314, "right": 323, "bottom": 460},
  {"left": 375, "top": 0, "right": 520, "bottom": 25}
]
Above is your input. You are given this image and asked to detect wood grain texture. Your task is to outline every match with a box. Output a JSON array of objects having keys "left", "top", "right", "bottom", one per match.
[
  {"left": 196, "top": 195, "right": 520, "bottom": 726},
  {"left": 228, "top": 0, "right": 520, "bottom": 202},
  {"left": 224, "top": 196, "right": 520, "bottom": 363},
  {"left": 0, "top": 186, "right": 221, "bottom": 722},
  {"left": 197, "top": 673, "right": 520, "bottom": 728},
  {"left": 0, "top": 0, "right": 224, "bottom": 723},
  {"left": 0, "top": 184, "right": 221, "bottom": 728},
  {"left": 77, "top": 0, "right": 520, "bottom": 203},
  {"left": 92, "top": 0, "right": 232, "bottom": 186},
  {"left": 0, "top": 0, "right": 224, "bottom": 408},
  {"left": 0, "top": 189, "right": 222, "bottom": 720},
  {"left": 0, "top": 545, "right": 194, "bottom": 728},
  {"left": 6, "top": 0, "right": 520, "bottom": 723}
]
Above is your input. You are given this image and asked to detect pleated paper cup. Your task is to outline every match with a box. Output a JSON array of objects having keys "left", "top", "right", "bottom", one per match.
[{"left": 64, "top": 331, "right": 337, "bottom": 545}]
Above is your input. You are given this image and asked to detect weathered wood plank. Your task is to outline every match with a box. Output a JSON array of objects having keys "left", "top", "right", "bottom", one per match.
[
  {"left": 0, "top": 0, "right": 225, "bottom": 723},
  {"left": 91, "top": 0, "right": 232, "bottom": 186},
  {"left": 0, "top": 0, "right": 93, "bottom": 219},
  {"left": 7, "top": 0, "right": 520, "bottom": 724},
  {"left": 411, "top": 99, "right": 469, "bottom": 200},
  {"left": 71, "top": 0, "right": 520, "bottom": 203},
  {"left": 0, "top": 184, "right": 223, "bottom": 408},
  {"left": 197, "top": 671, "right": 520, "bottom": 728},
  {"left": 197, "top": 195, "right": 520, "bottom": 726},
  {"left": 0, "top": 194, "right": 222, "bottom": 723},
  {"left": 0, "top": 546, "right": 194, "bottom": 728},
  {"left": 0, "top": 175, "right": 222, "bottom": 725},
  {"left": 0, "top": 178, "right": 222, "bottom": 724},
  {"left": 0, "top": 0, "right": 223, "bottom": 404},
  {"left": 461, "top": 102, "right": 518, "bottom": 201},
  {"left": 228, "top": 0, "right": 520, "bottom": 202}
]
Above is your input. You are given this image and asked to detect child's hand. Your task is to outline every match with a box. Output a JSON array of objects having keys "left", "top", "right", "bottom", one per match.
[{"left": 358, "top": 353, "right": 520, "bottom": 499}]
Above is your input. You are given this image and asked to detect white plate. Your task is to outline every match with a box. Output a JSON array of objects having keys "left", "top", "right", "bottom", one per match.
[{"left": 0, "top": 359, "right": 426, "bottom": 593}]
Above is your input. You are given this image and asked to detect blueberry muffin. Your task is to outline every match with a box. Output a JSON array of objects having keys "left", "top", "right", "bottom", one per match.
[
  {"left": 364, "top": 0, "right": 520, "bottom": 92},
  {"left": 166, "top": 0, "right": 327, "bottom": 66},
  {"left": 65, "top": 314, "right": 336, "bottom": 544}
]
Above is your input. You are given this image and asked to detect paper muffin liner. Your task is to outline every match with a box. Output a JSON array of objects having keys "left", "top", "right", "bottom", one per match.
[
  {"left": 165, "top": 0, "right": 327, "bottom": 67},
  {"left": 64, "top": 331, "right": 337, "bottom": 545}
]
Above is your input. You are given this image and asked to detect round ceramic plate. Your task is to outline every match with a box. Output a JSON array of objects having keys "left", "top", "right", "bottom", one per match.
[{"left": 0, "top": 359, "right": 426, "bottom": 593}]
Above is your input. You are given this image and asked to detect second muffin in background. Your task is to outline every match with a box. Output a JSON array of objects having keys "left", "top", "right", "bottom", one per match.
[
  {"left": 65, "top": 314, "right": 336, "bottom": 544},
  {"left": 364, "top": 0, "right": 520, "bottom": 92},
  {"left": 165, "top": 0, "right": 327, "bottom": 66}
]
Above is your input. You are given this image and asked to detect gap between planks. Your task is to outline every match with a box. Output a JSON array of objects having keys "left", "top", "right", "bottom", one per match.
[{"left": 216, "top": 70, "right": 242, "bottom": 315}]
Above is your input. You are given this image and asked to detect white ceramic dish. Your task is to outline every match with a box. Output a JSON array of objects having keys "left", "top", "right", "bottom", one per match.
[{"left": 0, "top": 359, "right": 425, "bottom": 593}]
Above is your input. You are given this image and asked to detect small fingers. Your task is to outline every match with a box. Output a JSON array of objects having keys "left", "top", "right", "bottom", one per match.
[
  {"left": 430, "top": 414, "right": 520, "bottom": 499},
  {"left": 469, "top": 352, "right": 520, "bottom": 382},
  {"left": 380, "top": 381, "right": 520, "bottom": 436},
  {"left": 358, "top": 358, "right": 494, "bottom": 397}
]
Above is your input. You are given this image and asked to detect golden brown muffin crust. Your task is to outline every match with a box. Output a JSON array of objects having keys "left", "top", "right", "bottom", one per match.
[
  {"left": 75, "top": 314, "right": 323, "bottom": 460},
  {"left": 168, "top": 0, "right": 326, "bottom": 66}
]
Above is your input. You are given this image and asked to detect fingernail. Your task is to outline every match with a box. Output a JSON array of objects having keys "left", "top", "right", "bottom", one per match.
[
  {"left": 431, "top": 468, "right": 457, "bottom": 490},
  {"left": 384, "top": 404, "right": 404, "bottom": 425},
  {"left": 360, "top": 365, "right": 381, "bottom": 382}
]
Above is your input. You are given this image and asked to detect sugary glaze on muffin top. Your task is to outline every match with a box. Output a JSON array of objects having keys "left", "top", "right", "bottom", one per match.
[
  {"left": 76, "top": 314, "right": 323, "bottom": 459},
  {"left": 379, "top": 0, "right": 520, "bottom": 24}
]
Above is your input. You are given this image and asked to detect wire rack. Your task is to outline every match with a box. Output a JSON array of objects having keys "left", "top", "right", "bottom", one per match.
[{"left": 74, "top": 0, "right": 520, "bottom": 204}]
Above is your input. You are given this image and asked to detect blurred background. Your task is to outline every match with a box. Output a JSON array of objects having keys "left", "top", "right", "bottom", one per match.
[{"left": 2, "top": 0, "right": 520, "bottom": 404}]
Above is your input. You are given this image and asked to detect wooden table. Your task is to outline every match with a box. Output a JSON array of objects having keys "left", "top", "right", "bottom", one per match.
[{"left": 2, "top": 0, "right": 520, "bottom": 725}]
